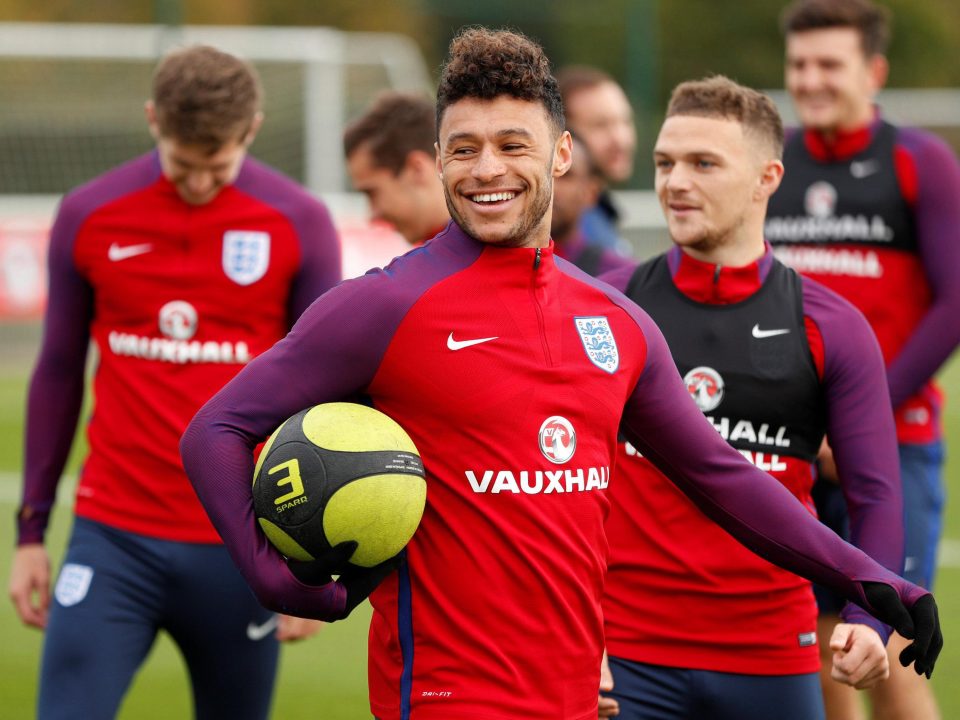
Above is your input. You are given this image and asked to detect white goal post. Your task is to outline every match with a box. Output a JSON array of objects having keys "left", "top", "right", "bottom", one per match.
[{"left": 0, "top": 22, "right": 432, "bottom": 194}]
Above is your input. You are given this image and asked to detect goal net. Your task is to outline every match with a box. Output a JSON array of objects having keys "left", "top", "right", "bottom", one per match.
[{"left": 0, "top": 23, "right": 433, "bottom": 195}]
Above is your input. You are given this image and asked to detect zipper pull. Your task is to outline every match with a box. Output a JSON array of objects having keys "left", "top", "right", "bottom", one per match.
[
  {"left": 713, "top": 264, "right": 721, "bottom": 284},
  {"left": 534, "top": 247, "right": 542, "bottom": 270}
]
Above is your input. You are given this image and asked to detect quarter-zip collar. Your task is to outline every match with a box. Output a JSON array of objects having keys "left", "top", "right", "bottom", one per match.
[
  {"left": 802, "top": 108, "right": 881, "bottom": 162},
  {"left": 668, "top": 243, "right": 775, "bottom": 305}
]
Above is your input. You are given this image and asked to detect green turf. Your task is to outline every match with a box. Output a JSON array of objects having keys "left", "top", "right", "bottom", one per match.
[{"left": 1, "top": 336, "right": 958, "bottom": 717}]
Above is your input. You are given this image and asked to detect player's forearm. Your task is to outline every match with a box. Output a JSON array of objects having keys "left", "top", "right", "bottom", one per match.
[
  {"left": 18, "top": 364, "right": 86, "bottom": 544},
  {"left": 814, "top": 286, "right": 904, "bottom": 573},
  {"left": 19, "top": 213, "right": 92, "bottom": 545},
  {"left": 179, "top": 303, "right": 377, "bottom": 617},
  {"left": 889, "top": 129, "right": 960, "bottom": 407},
  {"left": 886, "top": 301, "right": 960, "bottom": 408},
  {"left": 180, "top": 395, "right": 347, "bottom": 620}
]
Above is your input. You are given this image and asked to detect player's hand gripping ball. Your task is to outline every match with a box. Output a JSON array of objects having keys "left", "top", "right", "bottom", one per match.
[{"left": 253, "top": 403, "right": 426, "bottom": 570}]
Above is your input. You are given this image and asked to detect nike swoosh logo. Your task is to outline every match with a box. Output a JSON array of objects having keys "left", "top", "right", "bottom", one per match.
[
  {"left": 246, "top": 615, "right": 279, "bottom": 641},
  {"left": 447, "top": 332, "right": 499, "bottom": 351},
  {"left": 850, "top": 160, "right": 879, "bottom": 179},
  {"left": 752, "top": 324, "right": 790, "bottom": 339},
  {"left": 108, "top": 242, "right": 153, "bottom": 261}
]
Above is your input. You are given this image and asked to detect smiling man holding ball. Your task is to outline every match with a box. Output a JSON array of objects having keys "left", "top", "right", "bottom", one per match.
[{"left": 181, "top": 27, "right": 941, "bottom": 720}]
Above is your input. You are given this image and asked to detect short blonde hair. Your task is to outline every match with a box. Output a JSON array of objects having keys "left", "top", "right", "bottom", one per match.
[{"left": 666, "top": 75, "right": 783, "bottom": 158}]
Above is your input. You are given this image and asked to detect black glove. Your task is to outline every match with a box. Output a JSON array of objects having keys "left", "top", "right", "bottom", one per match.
[
  {"left": 287, "top": 542, "right": 401, "bottom": 620},
  {"left": 338, "top": 554, "right": 402, "bottom": 616},
  {"left": 863, "top": 582, "right": 943, "bottom": 678},
  {"left": 287, "top": 541, "right": 357, "bottom": 584}
]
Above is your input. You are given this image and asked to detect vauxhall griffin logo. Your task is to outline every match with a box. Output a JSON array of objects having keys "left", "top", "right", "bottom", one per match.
[
  {"left": 539, "top": 416, "right": 577, "bottom": 464},
  {"left": 804, "top": 181, "right": 837, "bottom": 219},
  {"left": 684, "top": 366, "right": 725, "bottom": 412},
  {"left": 159, "top": 300, "right": 198, "bottom": 340}
]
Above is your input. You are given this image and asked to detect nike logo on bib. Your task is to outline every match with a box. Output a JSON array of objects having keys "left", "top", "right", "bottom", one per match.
[
  {"left": 246, "top": 615, "right": 279, "bottom": 641},
  {"left": 108, "top": 242, "right": 153, "bottom": 261},
  {"left": 850, "top": 159, "right": 880, "bottom": 179},
  {"left": 751, "top": 324, "right": 790, "bottom": 339},
  {"left": 447, "top": 332, "right": 499, "bottom": 351}
]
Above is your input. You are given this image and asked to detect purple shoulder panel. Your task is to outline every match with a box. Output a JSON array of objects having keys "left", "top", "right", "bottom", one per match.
[
  {"left": 18, "top": 153, "right": 162, "bottom": 544},
  {"left": 596, "top": 248, "right": 636, "bottom": 276},
  {"left": 233, "top": 157, "right": 342, "bottom": 320},
  {"left": 802, "top": 277, "right": 903, "bottom": 640},
  {"left": 597, "top": 263, "right": 637, "bottom": 294},
  {"left": 180, "top": 223, "right": 482, "bottom": 618},
  {"left": 887, "top": 127, "right": 960, "bottom": 406},
  {"left": 55, "top": 152, "right": 162, "bottom": 242}
]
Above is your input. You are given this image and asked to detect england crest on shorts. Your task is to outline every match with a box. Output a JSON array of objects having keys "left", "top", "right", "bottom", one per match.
[
  {"left": 575, "top": 316, "right": 619, "bottom": 374},
  {"left": 223, "top": 231, "right": 270, "bottom": 285},
  {"left": 54, "top": 563, "right": 93, "bottom": 607}
]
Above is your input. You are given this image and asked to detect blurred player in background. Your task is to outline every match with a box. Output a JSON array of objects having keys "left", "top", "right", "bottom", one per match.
[
  {"left": 768, "top": 1, "right": 960, "bottom": 717},
  {"left": 557, "top": 65, "right": 637, "bottom": 255},
  {"left": 7, "top": 45, "right": 341, "bottom": 719},
  {"left": 344, "top": 91, "right": 449, "bottom": 245},
  {"left": 552, "top": 134, "right": 634, "bottom": 276},
  {"left": 599, "top": 75, "right": 903, "bottom": 720},
  {"left": 181, "top": 27, "right": 940, "bottom": 720}
]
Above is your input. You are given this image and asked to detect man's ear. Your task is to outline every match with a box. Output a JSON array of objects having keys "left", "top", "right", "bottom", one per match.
[
  {"left": 757, "top": 158, "right": 785, "bottom": 201},
  {"left": 553, "top": 130, "right": 573, "bottom": 178},
  {"left": 242, "top": 112, "right": 265, "bottom": 146},
  {"left": 867, "top": 53, "right": 889, "bottom": 96},
  {"left": 145, "top": 100, "right": 160, "bottom": 140},
  {"left": 404, "top": 149, "right": 439, "bottom": 184}
]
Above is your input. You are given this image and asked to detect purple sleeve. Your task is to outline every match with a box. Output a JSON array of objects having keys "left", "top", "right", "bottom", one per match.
[
  {"left": 180, "top": 233, "right": 480, "bottom": 618},
  {"left": 180, "top": 279, "right": 384, "bottom": 618},
  {"left": 610, "top": 294, "right": 929, "bottom": 618},
  {"left": 597, "top": 263, "right": 637, "bottom": 292},
  {"left": 17, "top": 198, "right": 93, "bottom": 545},
  {"left": 596, "top": 249, "right": 636, "bottom": 277},
  {"left": 18, "top": 155, "right": 164, "bottom": 545},
  {"left": 287, "top": 200, "right": 341, "bottom": 321},
  {"left": 805, "top": 279, "right": 904, "bottom": 640},
  {"left": 234, "top": 158, "right": 343, "bottom": 322},
  {"left": 887, "top": 129, "right": 960, "bottom": 408}
]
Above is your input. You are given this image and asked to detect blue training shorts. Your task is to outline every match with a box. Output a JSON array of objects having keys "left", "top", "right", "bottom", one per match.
[
  {"left": 900, "top": 440, "right": 945, "bottom": 589},
  {"left": 814, "top": 439, "right": 945, "bottom": 616},
  {"left": 39, "top": 517, "right": 279, "bottom": 720},
  {"left": 605, "top": 656, "right": 825, "bottom": 720}
]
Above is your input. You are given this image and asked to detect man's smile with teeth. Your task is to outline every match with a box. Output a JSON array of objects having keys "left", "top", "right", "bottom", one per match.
[{"left": 469, "top": 191, "right": 517, "bottom": 203}]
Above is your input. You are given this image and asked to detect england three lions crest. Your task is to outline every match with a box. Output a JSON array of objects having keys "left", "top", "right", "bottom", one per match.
[
  {"left": 575, "top": 316, "right": 619, "bottom": 373},
  {"left": 223, "top": 231, "right": 270, "bottom": 285}
]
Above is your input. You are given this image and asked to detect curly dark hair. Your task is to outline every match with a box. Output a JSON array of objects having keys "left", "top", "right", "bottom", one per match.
[
  {"left": 780, "top": 0, "right": 890, "bottom": 56},
  {"left": 436, "top": 27, "right": 564, "bottom": 136}
]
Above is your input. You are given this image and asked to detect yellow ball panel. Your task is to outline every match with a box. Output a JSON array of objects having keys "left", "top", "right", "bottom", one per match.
[
  {"left": 253, "top": 417, "right": 289, "bottom": 485},
  {"left": 323, "top": 474, "right": 427, "bottom": 568},
  {"left": 302, "top": 403, "right": 419, "bottom": 455},
  {"left": 258, "top": 517, "right": 314, "bottom": 561}
]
